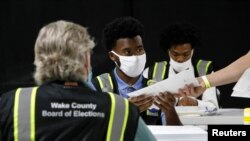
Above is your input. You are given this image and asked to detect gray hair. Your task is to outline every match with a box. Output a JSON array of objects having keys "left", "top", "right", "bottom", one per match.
[{"left": 34, "top": 20, "right": 95, "bottom": 85}]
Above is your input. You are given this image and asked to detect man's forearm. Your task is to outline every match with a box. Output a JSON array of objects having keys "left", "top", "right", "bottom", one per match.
[{"left": 165, "top": 109, "right": 182, "bottom": 125}]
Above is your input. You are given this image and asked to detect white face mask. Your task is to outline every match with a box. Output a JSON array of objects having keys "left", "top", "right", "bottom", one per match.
[
  {"left": 169, "top": 50, "right": 193, "bottom": 73},
  {"left": 111, "top": 51, "right": 146, "bottom": 77}
]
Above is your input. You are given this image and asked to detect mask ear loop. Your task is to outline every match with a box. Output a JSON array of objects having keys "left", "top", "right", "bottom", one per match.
[
  {"left": 110, "top": 51, "right": 120, "bottom": 67},
  {"left": 190, "top": 49, "right": 194, "bottom": 58},
  {"left": 168, "top": 49, "right": 171, "bottom": 59}
]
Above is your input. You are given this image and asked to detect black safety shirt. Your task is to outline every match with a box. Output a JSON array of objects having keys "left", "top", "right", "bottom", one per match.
[{"left": 0, "top": 81, "right": 139, "bottom": 141}]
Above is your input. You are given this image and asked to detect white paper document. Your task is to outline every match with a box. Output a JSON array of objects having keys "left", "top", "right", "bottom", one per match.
[
  {"left": 231, "top": 68, "right": 250, "bottom": 98},
  {"left": 175, "top": 106, "right": 218, "bottom": 116},
  {"left": 128, "top": 70, "right": 200, "bottom": 97}
]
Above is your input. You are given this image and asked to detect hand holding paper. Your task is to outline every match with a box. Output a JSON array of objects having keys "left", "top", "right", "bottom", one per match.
[
  {"left": 128, "top": 70, "right": 200, "bottom": 97},
  {"left": 128, "top": 94, "right": 154, "bottom": 112}
]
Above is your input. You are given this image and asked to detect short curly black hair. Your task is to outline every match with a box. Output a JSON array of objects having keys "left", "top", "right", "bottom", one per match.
[
  {"left": 160, "top": 23, "right": 201, "bottom": 51},
  {"left": 102, "top": 17, "right": 144, "bottom": 51}
]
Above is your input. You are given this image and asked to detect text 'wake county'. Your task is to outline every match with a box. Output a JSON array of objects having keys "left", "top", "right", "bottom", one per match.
[{"left": 50, "top": 102, "right": 97, "bottom": 110}]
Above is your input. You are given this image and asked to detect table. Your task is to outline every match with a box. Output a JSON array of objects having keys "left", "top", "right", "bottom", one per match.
[{"left": 179, "top": 108, "right": 244, "bottom": 125}]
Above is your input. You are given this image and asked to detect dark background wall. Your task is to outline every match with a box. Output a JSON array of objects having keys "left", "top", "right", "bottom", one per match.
[{"left": 0, "top": 0, "right": 249, "bottom": 108}]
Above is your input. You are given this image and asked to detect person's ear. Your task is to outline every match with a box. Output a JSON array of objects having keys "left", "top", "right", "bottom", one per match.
[
  {"left": 84, "top": 50, "right": 91, "bottom": 74},
  {"left": 108, "top": 51, "right": 120, "bottom": 67},
  {"left": 167, "top": 49, "right": 172, "bottom": 58},
  {"left": 108, "top": 51, "right": 118, "bottom": 62}
]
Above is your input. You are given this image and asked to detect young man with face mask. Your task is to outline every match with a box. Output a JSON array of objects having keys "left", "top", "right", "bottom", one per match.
[
  {"left": 143, "top": 23, "right": 219, "bottom": 124},
  {"left": 91, "top": 17, "right": 182, "bottom": 125},
  {"left": 0, "top": 20, "right": 159, "bottom": 141}
]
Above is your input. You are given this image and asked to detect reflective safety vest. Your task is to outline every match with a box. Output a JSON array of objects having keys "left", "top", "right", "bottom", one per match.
[
  {"left": 147, "top": 59, "right": 221, "bottom": 106},
  {"left": 147, "top": 59, "right": 212, "bottom": 85},
  {"left": 13, "top": 87, "right": 130, "bottom": 141},
  {"left": 95, "top": 73, "right": 114, "bottom": 93},
  {"left": 92, "top": 72, "right": 161, "bottom": 123}
]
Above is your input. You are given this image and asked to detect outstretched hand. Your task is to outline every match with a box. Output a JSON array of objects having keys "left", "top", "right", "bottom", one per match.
[{"left": 177, "top": 77, "right": 206, "bottom": 98}]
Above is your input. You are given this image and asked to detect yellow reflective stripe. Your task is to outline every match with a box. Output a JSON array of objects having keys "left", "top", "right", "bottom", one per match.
[
  {"left": 147, "top": 79, "right": 155, "bottom": 86},
  {"left": 205, "top": 61, "right": 212, "bottom": 74},
  {"left": 161, "top": 61, "right": 167, "bottom": 79},
  {"left": 120, "top": 99, "right": 129, "bottom": 141},
  {"left": 108, "top": 74, "right": 114, "bottom": 90},
  {"left": 97, "top": 76, "right": 104, "bottom": 89},
  {"left": 152, "top": 62, "right": 158, "bottom": 78},
  {"left": 14, "top": 88, "right": 22, "bottom": 141},
  {"left": 30, "top": 87, "right": 38, "bottom": 141},
  {"left": 106, "top": 92, "right": 115, "bottom": 141},
  {"left": 244, "top": 116, "right": 250, "bottom": 122},
  {"left": 196, "top": 59, "right": 202, "bottom": 73}
]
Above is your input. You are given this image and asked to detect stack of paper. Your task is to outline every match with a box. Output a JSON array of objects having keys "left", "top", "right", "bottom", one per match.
[
  {"left": 176, "top": 106, "right": 218, "bottom": 116},
  {"left": 148, "top": 125, "right": 207, "bottom": 141},
  {"left": 231, "top": 68, "right": 250, "bottom": 98},
  {"left": 128, "top": 70, "right": 199, "bottom": 97}
]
